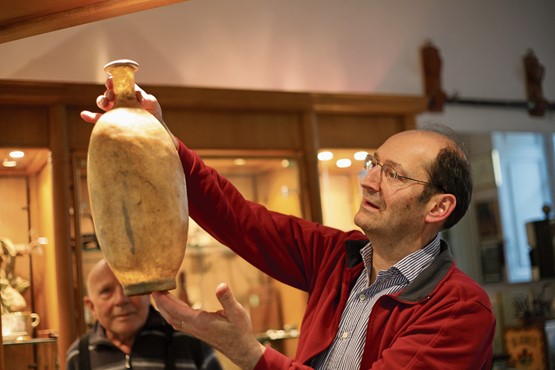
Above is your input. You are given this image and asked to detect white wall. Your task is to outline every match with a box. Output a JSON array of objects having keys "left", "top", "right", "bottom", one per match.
[{"left": 0, "top": 0, "right": 553, "bottom": 105}]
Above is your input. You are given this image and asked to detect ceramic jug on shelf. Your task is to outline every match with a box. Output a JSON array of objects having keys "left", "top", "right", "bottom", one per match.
[{"left": 2, "top": 311, "right": 40, "bottom": 340}]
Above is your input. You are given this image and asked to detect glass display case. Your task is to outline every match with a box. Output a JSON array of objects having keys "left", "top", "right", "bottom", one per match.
[
  {"left": 0, "top": 148, "right": 57, "bottom": 366},
  {"left": 73, "top": 150, "right": 307, "bottom": 360}
]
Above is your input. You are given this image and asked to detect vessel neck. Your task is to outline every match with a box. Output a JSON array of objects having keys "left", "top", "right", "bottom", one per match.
[{"left": 105, "top": 62, "right": 140, "bottom": 108}]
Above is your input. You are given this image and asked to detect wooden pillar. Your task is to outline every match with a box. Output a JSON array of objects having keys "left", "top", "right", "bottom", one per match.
[
  {"left": 402, "top": 114, "right": 417, "bottom": 130},
  {"left": 300, "top": 112, "right": 323, "bottom": 224},
  {"left": 49, "top": 104, "right": 76, "bottom": 368}
]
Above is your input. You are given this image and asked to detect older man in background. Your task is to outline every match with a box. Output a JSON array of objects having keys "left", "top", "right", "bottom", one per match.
[{"left": 66, "top": 258, "right": 222, "bottom": 370}]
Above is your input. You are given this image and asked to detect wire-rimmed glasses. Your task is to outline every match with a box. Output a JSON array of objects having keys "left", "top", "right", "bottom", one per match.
[{"left": 363, "top": 154, "right": 432, "bottom": 187}]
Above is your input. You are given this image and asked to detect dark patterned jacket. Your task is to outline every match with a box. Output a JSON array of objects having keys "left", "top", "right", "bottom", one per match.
[{"left": 66, "top": 306, "right": 222, "bottom": 370}]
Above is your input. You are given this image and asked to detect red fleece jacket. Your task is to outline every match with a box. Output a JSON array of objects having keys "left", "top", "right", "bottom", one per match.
[{"left": 178, "top": 140, "right": 495, "bottom": 370}]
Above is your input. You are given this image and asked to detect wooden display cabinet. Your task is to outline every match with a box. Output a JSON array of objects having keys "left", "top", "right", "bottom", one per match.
[
  {"left": 3, "top": 338, "right": 57, "bottom": 370},
  {"left": 0, "top": 79, "right": 425, "bottom": 368}
]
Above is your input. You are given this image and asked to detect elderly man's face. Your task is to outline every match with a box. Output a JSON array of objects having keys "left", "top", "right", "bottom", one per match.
[{"left": 84, "top": 260, "right": 150, "bottom": 343}]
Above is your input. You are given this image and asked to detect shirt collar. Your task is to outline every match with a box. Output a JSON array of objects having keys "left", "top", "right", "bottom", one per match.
[{"left": 361, "top": 235, "right": 442, "bottom": 284}]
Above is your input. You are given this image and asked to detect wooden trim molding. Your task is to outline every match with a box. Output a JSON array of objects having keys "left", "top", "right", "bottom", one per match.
[
  {"left": 0, "top": 80, "right": 426, "bottom": 114},
  {"left": 0, "top": 0, "right": 189, "bottom": 44}
]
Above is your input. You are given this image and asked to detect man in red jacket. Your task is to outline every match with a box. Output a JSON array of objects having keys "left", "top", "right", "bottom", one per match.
[{"left": 82, "top": 80, "right": 495, "bottom": 370}]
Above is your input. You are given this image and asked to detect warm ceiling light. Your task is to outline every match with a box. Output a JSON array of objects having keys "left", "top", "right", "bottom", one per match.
[
  {"left": 9, "top": 150, "right": 25, "bottom": 159},
  {"left": 353, "top": 151, "right": 368, "bottom": 161},
  {"left": 336, "top": 158, "right": 352, "bottom": 168},
  {"left": 281, "top": 159, "right": 290, "bottom": 168},
  {"left": 318, "top": 151, "right": 333, "bottom": 161},
  {"left": 2, "top": 159, "right": 17, "bottom": 167},
  {"left": 233, "top": 158, "right": 246, "bottom": 166}
]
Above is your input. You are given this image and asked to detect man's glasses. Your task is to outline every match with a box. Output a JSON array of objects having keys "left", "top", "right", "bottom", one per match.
[{"left": 363, "top": 154, "right": 432, "bottom": 187}]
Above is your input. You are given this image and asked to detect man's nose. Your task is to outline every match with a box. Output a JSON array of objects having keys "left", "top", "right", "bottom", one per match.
[
  {"left": 361, "top": 166, "right": 382, "bottom": 188},
  {"left": 114, "top": 285, "right": 130, "bottom": 304}
]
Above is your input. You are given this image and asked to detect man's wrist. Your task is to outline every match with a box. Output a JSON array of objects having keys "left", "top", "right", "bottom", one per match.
[{"left": 236, "top": 342, "right": 266, "bottom": 370}]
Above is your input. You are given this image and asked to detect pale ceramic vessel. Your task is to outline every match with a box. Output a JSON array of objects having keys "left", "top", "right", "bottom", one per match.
[{"left": 87, "top": 59, "right": 188, "bottom": 296}]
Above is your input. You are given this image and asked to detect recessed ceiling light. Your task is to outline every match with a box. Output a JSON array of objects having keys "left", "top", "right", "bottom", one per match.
[
  {"left": 233, "top": 158, "right": 246, "bottom": 166},
  {"left": 9, "top": 150, "right": 25, "bottom": 159},
  {"left": 353, "top": 151, "right": 368, "bottom": 161},
  {"left": 318, "top": 151, "right": 333, "bottom": 161},
  {"left": 2, "top": 159, "right": 17, "bottom": 168},
  {"left": 336, "top": 158, "right": 352, "bottom": 168}
]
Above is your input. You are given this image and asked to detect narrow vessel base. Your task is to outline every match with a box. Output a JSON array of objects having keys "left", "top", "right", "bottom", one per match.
[{"left": 123, "top": 279, "right": 177, "bottom": 296}]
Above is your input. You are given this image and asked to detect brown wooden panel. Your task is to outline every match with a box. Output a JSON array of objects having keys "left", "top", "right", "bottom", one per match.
[
  {"left": 298, "top": 112, "right": 323, "bottom": 223},
  {"left": 148, "top": 85, "right": 312, "bottom": 112},
  {"left": 317, "top": 114, "right": 404, "bottom": 149},
  {"left": 165, "top": 109, "right": 303, "bottom": 150},
  {"left": 3, "top": 340, "right": 57, "bottom": 370},
  {"left": 0, "top": 105, "right": 49, "bottom": 147},
  {"left": 0, "top": 81, "right": 103, "bottom": 106},
  {"left": 36, "top": 340, "right": 58, "bottom": 370},
  {"left": 3, "top": 0, "right": 106, "bottom": 23},
  {"left": 312, "top": 93, "right": 427, "bottom": 115},
  {"left": 67, "top": 105, "right": 95, "bottom": 150},
  {"left": 0, "top": 81, "right": 426, "bottom": 116},
  {"left": 67, "top": 104, "right": 305, "bottom": 151},
  {"left": 0, "top": 0, "right": 189, "bottom": 44},
  {"left": 4, "top": 342, "right": 34, "bottom": 370}
]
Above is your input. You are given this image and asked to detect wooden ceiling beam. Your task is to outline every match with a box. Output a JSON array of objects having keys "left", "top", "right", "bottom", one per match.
[{"left": 0, "top": 0, "right": 188, "bottom": 44}]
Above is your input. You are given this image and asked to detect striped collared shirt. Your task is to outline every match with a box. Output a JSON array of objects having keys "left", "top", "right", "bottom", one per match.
[{"left": 311, "top": 235, "right": 441, "bottom": 370}]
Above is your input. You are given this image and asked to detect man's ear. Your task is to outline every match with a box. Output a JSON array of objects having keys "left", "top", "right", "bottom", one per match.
[
  {"left": 426, "top": 193, "right": 456, "bottom": 224},
  {"left": 84, "top": 296, "right": 97, "bottom": 318}
]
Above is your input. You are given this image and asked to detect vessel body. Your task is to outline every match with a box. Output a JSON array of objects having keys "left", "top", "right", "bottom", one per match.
[{"left": 87, "top": 60, "right": 188, "bottom": 296}]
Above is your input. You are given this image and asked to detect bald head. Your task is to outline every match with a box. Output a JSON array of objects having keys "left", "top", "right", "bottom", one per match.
[{"left": 87, "top": 258, "right": 115, "bottom": 295}]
